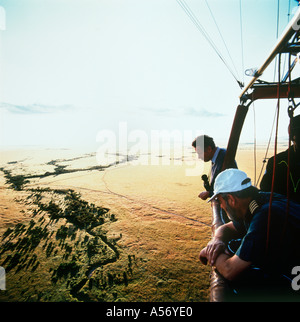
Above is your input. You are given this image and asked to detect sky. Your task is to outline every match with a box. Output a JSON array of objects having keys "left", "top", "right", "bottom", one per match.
[{"left": 0, "top": 0, "right": 299, "bottom": 150}]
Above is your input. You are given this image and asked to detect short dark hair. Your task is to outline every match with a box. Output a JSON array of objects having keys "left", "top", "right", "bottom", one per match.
[{"left": 192, "top": 135, "right": 216, "bottom": 150}]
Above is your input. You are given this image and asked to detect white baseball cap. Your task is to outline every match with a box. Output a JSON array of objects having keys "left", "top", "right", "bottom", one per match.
[{"left": 208, "top": 168, "right": 252, "bottom": 202}]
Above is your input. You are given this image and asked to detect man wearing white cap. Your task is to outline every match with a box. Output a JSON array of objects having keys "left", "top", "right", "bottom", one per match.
[{"left": 199, "top": 168, "right": 300, "bottom": 297}]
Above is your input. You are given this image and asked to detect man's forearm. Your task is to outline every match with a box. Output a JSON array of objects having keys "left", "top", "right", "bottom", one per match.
[
  {"left": 214, "top": 253, "right": 251, "bottom": 281},
  {"left": 203, "top": 222, "right": 241, "bottom": 266},
  {"left": 214, "top": 222, "right": 241, "bottom": 243},
  {"left": 213, "top": 253, "right": 233, "bottom": 280}
]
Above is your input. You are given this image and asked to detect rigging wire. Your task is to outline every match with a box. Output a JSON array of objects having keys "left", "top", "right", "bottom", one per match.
[
  {"left": 204, "top": 0, "right": 242, "bottom": 84},
  {"left": 176, "top": 0, "right": 243, "bottom": 88},
  {"left": 256, "top": 107, "right": 278, "bottom": 186},
  {"left": 266, "top": 53, "right": 282, "bottom": 254},
  {"left": 273, "top": 0, "right": 281, "bottom": 82},
  {"left": 281, "top": 0, "right": 293, "bottom": 80},
  {"left": 239, "top": 0, "right": 245, "bottom": 86},
  {"left": 257, "top": 0, "right": 296, "bottom": 186},
  {"left": 252, "top": 102, "right": 257, "bottom": 186},
  {"left": 281, "top": 51, "right": 293, "bottom": 243},
  {"left": 257, "top": 0, "right": 282, "bottom": 185}
]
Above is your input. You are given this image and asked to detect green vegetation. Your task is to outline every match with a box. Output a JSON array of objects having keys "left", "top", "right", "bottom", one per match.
[
  {"left": 0, "top": 188, "right": 137, "bottom": 302},
  {"left": 0, "top": 163, "right": 210, "bottom": 302},
  {"left": 0, "top": 164, "right": 106, "bottom": 189},
  {"left": 1, "top": 169, "right": 29, "bottom": 191}
]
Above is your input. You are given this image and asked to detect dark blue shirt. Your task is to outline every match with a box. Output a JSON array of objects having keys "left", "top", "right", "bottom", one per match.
[
  {"left": 209, "top": 148, "right": 237, "bottom": 195},
  {"left": 234, "top": 192, "right": 300, "bottom": 278}
]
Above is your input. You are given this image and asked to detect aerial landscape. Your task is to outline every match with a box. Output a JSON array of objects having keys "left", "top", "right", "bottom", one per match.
[
  {"left": 0, "top": 0, "right": 298, "bottom": 304},
  {"left": 0, "top": 147, "right": 214, "bottom": 301},
  {"left": 0, "top": 145, "right": 276, "bottom": 301}
]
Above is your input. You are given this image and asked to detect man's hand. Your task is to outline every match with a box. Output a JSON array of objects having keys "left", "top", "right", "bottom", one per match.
[
  {"left": 200, "top": 246, "right": 251, "bottom": 281},
  {"left": 199, "top": 239, "right": 227, "bottom": 266},
  {"left": 199, "top": 247, "right": 208, "bottom": 265},
  {"left": 198, "top": 191, "right": 210, "bottom": 200}
]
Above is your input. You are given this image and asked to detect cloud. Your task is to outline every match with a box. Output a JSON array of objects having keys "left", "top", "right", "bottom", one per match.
[
  {"left": 0, "top": 102, "right": 73, "bottom": 114},
  {"left": 183, "top": 107, "right": 225, "bottom": 118},
  {"left": 139, "top": 106, "right": 225, "bottom": 118}
]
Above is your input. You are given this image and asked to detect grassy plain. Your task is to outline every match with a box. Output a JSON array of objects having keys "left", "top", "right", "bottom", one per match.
[{"left": 0, "top": 145, "right": 278, "bottom": 302}]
